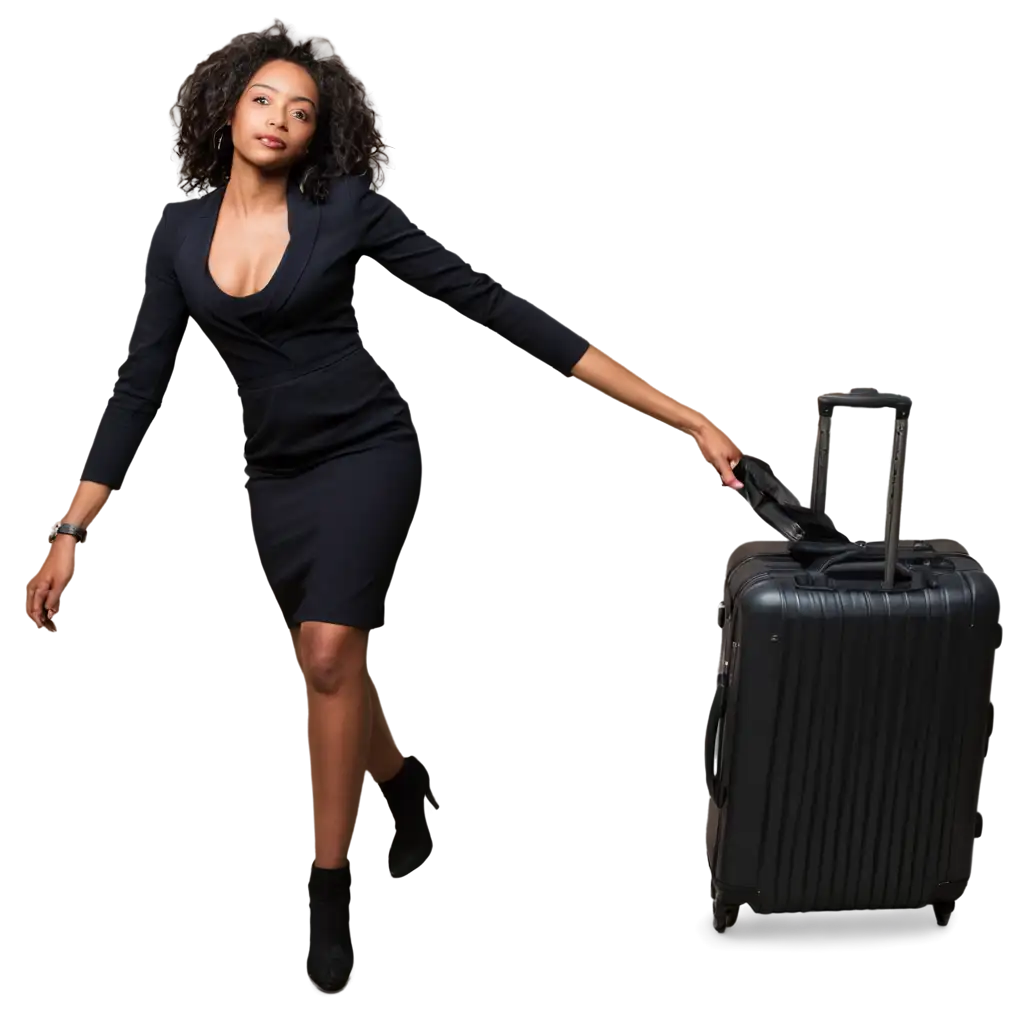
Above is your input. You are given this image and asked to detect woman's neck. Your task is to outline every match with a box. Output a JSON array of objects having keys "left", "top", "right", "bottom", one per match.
[{"left": 222, "top": 162, "right": 290, "bottom": 214}]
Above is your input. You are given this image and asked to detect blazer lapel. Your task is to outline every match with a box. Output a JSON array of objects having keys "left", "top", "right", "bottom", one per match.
[
  {"left": 177, "top": 187, "right": 222, "bottom": 304},
  {"left": 265, "top": 176, "right": 321, "bottom": 317}
]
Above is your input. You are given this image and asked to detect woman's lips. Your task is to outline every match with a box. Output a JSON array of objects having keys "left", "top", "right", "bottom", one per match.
[{"left": 257, "top": 136, "right": 286, "bottom": 149}]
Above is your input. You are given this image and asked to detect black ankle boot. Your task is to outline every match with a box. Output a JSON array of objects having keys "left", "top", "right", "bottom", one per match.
[
  {"left": 307, "top": 860, "right": 354, "bottom": 993},
  {"left": 378, "top": 755, "right": 439, "bottom": 878}
]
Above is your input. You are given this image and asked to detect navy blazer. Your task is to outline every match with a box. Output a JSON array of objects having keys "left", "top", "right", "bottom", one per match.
[{"left": 81, "top": 171, "right": 591, "bottom": 489}]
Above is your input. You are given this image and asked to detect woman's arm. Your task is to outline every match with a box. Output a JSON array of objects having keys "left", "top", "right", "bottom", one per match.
[
  {"left": 80, "top": 202, "right": 190, "bottom": 490},
  {"left": 354, "top": 181, "right": 741, "bottom": 486},
  {"left": 58, "top": 480, "right": 112, "bottom": 532},
  {"left": 355, "top": 184, "right": 590, "bottom": 377},
  {"left": 28, "top": 204, "right": 189, "bottom": 631},
  {"left": 577, "top": 346, "right": 712, "bottom": 438},
  {"left": 565, "top": 344, "right": 741, "bottom": 487}
]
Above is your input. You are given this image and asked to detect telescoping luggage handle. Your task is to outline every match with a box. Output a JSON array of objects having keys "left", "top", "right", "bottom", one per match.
[{"left": 809, "top": 388, "right": 912, "bottom": 590}]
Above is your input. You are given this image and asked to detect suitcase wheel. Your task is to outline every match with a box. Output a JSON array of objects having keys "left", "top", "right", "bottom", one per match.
[
  {"left": 704, "top": 856, "right": 745, "bottom": 937},
  {"left": 933, "top": 900, "right": 956, "bottom": 927},
  {"left": 713, "top": 895, "right": 740, "bottom": 932}
]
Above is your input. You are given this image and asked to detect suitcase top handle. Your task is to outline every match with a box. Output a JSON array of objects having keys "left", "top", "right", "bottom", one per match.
[
  {"left": 818, "top": 388, "right": 912, "bottom": 419},
  {"left": 812, "top": 557, "right": 949, "bottom": 593},
  {"left": 787, "top": 562, "right": 937, "bottom": 596}
]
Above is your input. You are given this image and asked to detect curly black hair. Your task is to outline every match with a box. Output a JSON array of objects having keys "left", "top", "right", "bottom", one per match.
[{"left": 170, "top": 19, "right": 389, "bottom": 203}]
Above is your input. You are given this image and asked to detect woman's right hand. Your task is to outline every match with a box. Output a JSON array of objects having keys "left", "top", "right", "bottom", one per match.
[{"left": 26, "top": 538, "right": 76, "bottom": 631}]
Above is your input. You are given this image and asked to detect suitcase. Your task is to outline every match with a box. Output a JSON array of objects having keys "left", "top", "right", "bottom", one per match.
[{"left": 705, "top": 388, "right": 1001, "bottom": 932}]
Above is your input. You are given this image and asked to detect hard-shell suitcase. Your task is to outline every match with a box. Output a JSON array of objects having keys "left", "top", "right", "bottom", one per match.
[{"left": 705, "top": 389, "right": 1001, "bottom": 932}]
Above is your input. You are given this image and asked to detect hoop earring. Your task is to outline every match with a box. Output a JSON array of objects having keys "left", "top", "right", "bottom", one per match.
[
  {"left": 215, "top": 124, "right": 229, "bottom": 150},
  {"left": 298, "top": 162, "right": 314, "bottom": 195}
]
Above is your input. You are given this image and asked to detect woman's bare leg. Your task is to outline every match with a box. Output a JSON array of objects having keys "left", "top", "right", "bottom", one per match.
[
  {"left": 292, "top": 621, "right": 373, "bottom": 869},
  {"left": 288, "top": 626, "right": 407, "bottom": 794},
  {"left": 288, "top": 622, "right": 428, "bottom": 880},
  {"left": 364, "top": 674, "right": 405, "bottom": 784}
]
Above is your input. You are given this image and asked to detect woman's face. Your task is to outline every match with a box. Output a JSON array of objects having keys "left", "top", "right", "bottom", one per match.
[{"left": 226, "top": 59, "right": 319, "bottom": 172}]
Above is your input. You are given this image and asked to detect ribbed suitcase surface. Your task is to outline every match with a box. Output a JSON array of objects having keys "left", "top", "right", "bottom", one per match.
[{"left": 706, "top": 538, "right": 1000, "bottom": 925}]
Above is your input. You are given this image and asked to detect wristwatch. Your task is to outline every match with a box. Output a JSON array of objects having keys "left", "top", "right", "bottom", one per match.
[{"left": 49, "top": 521, "right": 87, "bottom": 544}]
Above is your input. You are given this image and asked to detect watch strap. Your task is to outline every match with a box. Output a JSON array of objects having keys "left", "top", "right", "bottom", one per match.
[{"left": 50, "top": 522, "right": 87, "bottom": 544}]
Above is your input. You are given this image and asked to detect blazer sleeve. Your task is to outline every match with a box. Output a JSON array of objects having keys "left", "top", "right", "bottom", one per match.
[
  {"left": 80, "top": 203, "right": 190, "bottom": 490},
  {"left": 354, "top": 184, "right": 591, "bottom": 377}
]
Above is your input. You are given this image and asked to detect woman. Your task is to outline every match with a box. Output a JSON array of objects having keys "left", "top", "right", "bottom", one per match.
[{"left": 25, "top": 20, "right": 743, "bottom": 993}]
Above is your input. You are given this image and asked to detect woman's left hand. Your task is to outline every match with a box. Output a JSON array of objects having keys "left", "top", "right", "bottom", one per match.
[{"left": 693, "top": 420, "right": 743, "bottom": 489}]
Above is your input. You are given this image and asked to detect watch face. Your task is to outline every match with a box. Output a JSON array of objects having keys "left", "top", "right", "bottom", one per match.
[{"left": 49, "top": 522, "right": 60, "bottom": 540}]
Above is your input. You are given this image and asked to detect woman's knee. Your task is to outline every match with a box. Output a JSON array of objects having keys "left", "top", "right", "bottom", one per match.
[{"left": 298, "top": 622, "right": 368, "bottom": 696}]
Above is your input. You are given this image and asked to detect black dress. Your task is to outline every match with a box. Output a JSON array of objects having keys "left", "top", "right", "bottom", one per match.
[{"left": 80, "top": 171, "right": 591, "bottom": 630}]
